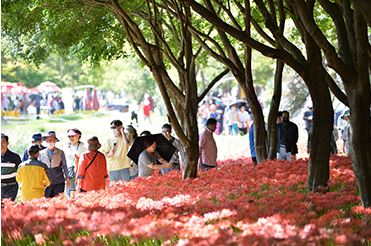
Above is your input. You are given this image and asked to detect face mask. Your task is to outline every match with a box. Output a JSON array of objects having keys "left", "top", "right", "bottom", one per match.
[{"left": 47, "top": 143, "right": 56, "bottom": 149}]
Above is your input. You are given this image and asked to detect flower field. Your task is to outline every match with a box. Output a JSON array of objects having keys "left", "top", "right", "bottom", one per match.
[{"left": 2, "top": 156, "right": 371, "bottom": 245}]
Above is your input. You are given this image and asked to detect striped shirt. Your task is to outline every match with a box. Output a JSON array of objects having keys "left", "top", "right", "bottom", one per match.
[{"left": 1, "top": 149, "right": 22, "bottom": 185}]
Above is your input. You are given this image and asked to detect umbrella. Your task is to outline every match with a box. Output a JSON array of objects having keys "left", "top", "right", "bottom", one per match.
[
  {"left": 229, "top": 99, "right": 248, "bottom": 109},
  {"left": 127, "top": 134, "right": 176, "bottom": 164},
  {"left": 37, "top": 81, "right": 61, "bottom": 93}
]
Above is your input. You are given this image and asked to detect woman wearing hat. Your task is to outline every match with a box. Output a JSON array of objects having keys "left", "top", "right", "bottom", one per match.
[
  {"left": 64, "top": 128, "right": 87, "bottom": 198},
  {"left": 76, "top": 137, "right": 108, "bottom": 193}
]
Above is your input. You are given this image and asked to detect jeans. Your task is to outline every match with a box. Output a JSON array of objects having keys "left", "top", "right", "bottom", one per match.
[
  {"left": 45, "top": 183, "right": 65, "bottom": 198},
  {"left": 1, "top": 183, "right": 18, "bottom": 201},
  {"left": 228, "top": 123, "right": 238, "bottom": 136},
  {"left": 66, "top": 166, "right": 76, "bottom": 197},
  {"left": 109, "top": 168, "right": 131, "bottom": 182},
  {"left": 201, "top": 163, "right": 216, "bottom": 171},
  {"left": 130, "top": 174, "right": 138, "bottom": 181},
  {"left": 161, "top": 163, "right": 180, "bottom": 175},
  {"left": 277, "top": 145, "right": 292, "bottom": 161}
]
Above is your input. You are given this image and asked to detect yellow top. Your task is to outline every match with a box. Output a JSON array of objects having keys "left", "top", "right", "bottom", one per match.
[
  {"left": 102, "top": 136, "right": 131, "bottom": 171},
  {"left": 16, "top": 159, "right": 51, "bottom": 201}
]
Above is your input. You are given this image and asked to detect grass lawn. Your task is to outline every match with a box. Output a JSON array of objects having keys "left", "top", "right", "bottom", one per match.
[{"left": 1, "top": 110, "right": 252, "bottom": 160}]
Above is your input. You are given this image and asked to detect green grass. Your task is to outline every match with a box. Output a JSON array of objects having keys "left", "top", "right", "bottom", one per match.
[{"left": 1, "top": 230, "right": 179, "bottom": 246}]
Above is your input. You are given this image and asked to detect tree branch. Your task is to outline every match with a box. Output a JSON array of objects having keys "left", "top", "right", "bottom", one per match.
[
  {"left": 198, "top": 68, "right": 230, "bottom": 102},
  {"left": 317, "top": 0, "right": 353, "bottom": 65},
  {"left": 288, "top": 0, "right": 354, "bottom": 82},
  {"left": 184, "top": 0, "right": 306, "bottom": 75}
]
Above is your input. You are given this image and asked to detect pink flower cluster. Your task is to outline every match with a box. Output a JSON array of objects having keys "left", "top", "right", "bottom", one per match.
[{"left": 2, "top": 156, "right": 370, "bottom": 245}]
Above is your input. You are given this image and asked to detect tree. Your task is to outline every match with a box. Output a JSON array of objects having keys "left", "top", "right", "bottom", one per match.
[
  {"left": 185, "top": 0, "right": 268, "bottom": 162},
  {"left": 2, "top": 0, "right": 228, "bottom": 179},
  {"left": 100, "top": 57, "right": 157, "bottom": 103},
  {"left": 185, "top": 0, "right": 337, "bottom": 192},
  {"left": 1, "top": 52, "right": 104, "bottom": 89},
  {"left": 288, "top": 0, "right": 371, "bottom": 207}
]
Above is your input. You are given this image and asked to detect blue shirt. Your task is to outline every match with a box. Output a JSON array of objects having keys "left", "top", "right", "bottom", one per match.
[{"left": 248, "top": 123, "right": 256, "bottom": 158}]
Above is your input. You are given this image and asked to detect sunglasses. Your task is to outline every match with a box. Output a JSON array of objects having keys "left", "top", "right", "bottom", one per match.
[
  {"left": 110, "top": 126, "right": 117, "bottom": 129},
  {"left": 68, "top": 135, "right": 77, "bottom": 138}
]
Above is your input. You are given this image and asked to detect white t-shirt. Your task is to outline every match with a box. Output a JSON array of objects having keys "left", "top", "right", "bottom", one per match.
[{"left": 64, "top": 142, "right": 87, "bottom": 168}]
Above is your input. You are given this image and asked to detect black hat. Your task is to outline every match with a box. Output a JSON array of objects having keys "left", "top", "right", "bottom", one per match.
[
  {"left": 28, "top": 145, "right": 40, "bottom": 155},
  {"left": 32, "top": 133, "right": 42, "bottom": 142}
]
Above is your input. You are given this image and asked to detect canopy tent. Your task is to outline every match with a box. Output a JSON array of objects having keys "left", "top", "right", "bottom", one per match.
[
  {"left": 1, "top": 82, "right": 29, "bottom": 95},
  {"left": 37, "top": 81, "right": 61, "bottom": 93}
]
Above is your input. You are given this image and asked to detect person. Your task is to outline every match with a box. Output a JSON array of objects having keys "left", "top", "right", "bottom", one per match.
[
  {"left": 15, "top": 97, "right": 25, "bottom": 115},
  {"left": 16, "top": 145, "right": 50, "bottom": 201},
  {"left": 140, "top": 130, "right": 152, "bottom": 137},
  {"left": 199, "top": 118, "right": 218, "bottom": 171},
  {"left": 276, "top": 111, "right": 299, "bottom": 161},
  {"left": 22, "top": 133, "right": 46, "bottom": 162},
  {"left": 330, "top": 125, "right": 339, "bottom": 155},
  {"left": 131, "top": 110, "right": 138, "bottom": 126},
  {"left": 1, "top": 134, "right": 21, "bottom": 201},
  {"left": 341, "top": 110, "right": 352, "bottom": 156},
  {"left": 198, "top": 100, "right": 210, "bottom": 126},
  {"left": 2, "top": 96, "right": 10, "bottom": 111},
  {"left": 64, "top": 128, "right": 87, "bottom": 197},
  {"left": 74, "top": 96, "right": 81, "bottom": 111},
  {"left": 276, "top": 111, "right": 283, "bottom": 124},
  {"left": 142, "top": 97, "right": 152, "bottom": 123},
  {"left": 303, "top": 106, "right": 313, "bottom": 153},
  {"left": 30, "top": 93, "right": 43, "bottom": 119},
  {"left": 160, "top": 124, "right": 184, "bottom": 174},
  {"left": 102, "top": 120, "right": 131, "bottom": 182},
  {"left": 138, "top": 136, "right": 172, "bottom": 177},
  {"left": 49, "top": 96, "right": 59, "bottom": 115},
  {"left": 248, "top": 123, "right": 257, "bottom": 165},
  {"left": 58, "top": 97, "right": 65, "bottom": 110},
  {"left": 215, "top": 101, "right": 226, "bottom": 135},
  {"left": 76, "top": 137, "right": 108, "bottom": 192},
  {"left": 126, "top": 125, "right": 139, "bottom": 180},
  {"left": 238, "top": 105, "right": 250, "bottom": 135},
  {"left": 226, "top": 105, "right": 239, "bottom": 136},
  {"left": 39, "top": 131, "right": 70, "bottom": 198}
]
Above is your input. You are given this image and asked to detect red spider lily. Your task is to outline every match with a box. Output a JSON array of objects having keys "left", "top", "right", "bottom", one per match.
[{"left": 2, "top": 156, "right": 370, "bottom": 244}]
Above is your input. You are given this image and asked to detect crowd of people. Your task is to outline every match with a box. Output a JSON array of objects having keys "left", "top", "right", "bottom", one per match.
[
  {"left": 198, "top": 98, "right": 252, "bottom": 136},
  {"left": 2, "top": 93, "right": 65, "bottom": 118},
  {"left": 1, "top": 100, "right": 353, "bottom": 202},
  {"left": 1, "top": 120, "right": 191, "bottom": 202}
]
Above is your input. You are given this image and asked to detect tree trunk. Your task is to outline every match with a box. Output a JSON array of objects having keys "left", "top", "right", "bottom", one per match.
[
  {"left": 347, "top": 88, "right": 371, "bottom": 207},
  {"left": 267, "top": 60, "right": 284, "bottom": 159},
  {"left": 345, "top": 5, "right": 371, "bottom": 207},
  {"left": 307, "top": 74, "right": 333, "bottom": 191},
  {"left": 182, "top": 144, "right": 199, "bottom": 179},
  {"left": 304, "top": 37, "right": 333, "bottom": 192}
]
